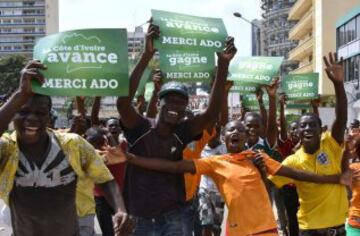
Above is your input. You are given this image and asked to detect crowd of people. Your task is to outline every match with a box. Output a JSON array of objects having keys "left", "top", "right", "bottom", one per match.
[{"left": 0, "top": 22, "right": 360, "bottom": 236}]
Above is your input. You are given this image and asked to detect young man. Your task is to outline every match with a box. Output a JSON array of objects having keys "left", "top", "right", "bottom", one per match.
[
  {"left": 0, "top": 61, "right": 131, "bottom": 236},
  {"left": 198, "top": 125, "right": 227, "bottom": 236},
  {"left": 104, "top": 119, "right": 350, "bottom": 236},
  {"left": 277, "top": 93, "right": 300, "bottom": 236},
  {"left": 116, "top": 20, "right": 237, "bottom": 235},
  {"left": 270, "top": 53, "right": 348, "bottom": 235}
]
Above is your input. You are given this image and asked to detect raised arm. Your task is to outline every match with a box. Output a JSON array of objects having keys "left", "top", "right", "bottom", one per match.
[
  {"left": 265, "top": 78, "right": 279, "bottom": 147},
  {"left": 117, "top": 23, "right": 159, "bottom": 129},
  {"left": 310, "top": 97, "right": 320, "bottom": 116},
  {"left": 219, "top": 80, "right": 233, "bottom": 127},
  {"left": 103, "top": 146, "right": 196, "bottom": 173},
  {"left": 0, "top": 60, "right": 45, "bottom": 136},
  {"left": 91, "top": 96, "right": 101, "bottom": 126},
  {"left": 188, "top": 37, "right": 237, "bottom": 136},
  {"left": 323, "top": 52, "right": 347, "bottom": 144},
  {"left": 279, "top": 93, "right": 287, "bottom": 141},
  {"left": 75, "top": 96, "right": 86, "bottom": 118},
  {"left": 146, "top": 69, "right": 162, "bottom": 118},
  {"left": 256, "top": 88, "right": 267, "bottom": 131}
]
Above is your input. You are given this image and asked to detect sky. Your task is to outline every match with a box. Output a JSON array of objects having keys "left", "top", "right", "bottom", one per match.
[{"left": 59, "top": 0, "right": 261, "bottom": 57}]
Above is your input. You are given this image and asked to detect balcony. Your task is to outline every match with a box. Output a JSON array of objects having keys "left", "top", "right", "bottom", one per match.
[
  {"left": 290, "top": 62, "right": 313, "bottom": 74},
  {"left": 289, "top": 9, "right": 313, "bottom": 40},
  {"left": 288, "top": 37, "right": 313, "bottom": 61},
  {"left": 288, "top": 0, "right": 312, "bottom": 20}
]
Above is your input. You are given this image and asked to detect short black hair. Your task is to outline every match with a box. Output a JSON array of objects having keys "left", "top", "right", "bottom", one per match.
[
  {"left": 33, "top": 93, "right": 52, "bottom": 112},
  {"left": 300, "top": 113, "right": 322, "bottom": 127},
  {"left": 85, "top": 127, "right": 107, "bottom": 145}
]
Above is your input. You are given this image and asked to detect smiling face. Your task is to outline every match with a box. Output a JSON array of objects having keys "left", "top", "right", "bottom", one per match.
[
  {"left": 288, "top": 121, "right": 300, "bottom": 144},
  {"left": 158, "top": 92, "right": 188, "bottom": 126},
  {"left": 298, "top": 114, "right": 322, "bottom": 153},
  {"left": 13, "top": 95, "right": 51, "bottom": 145},
  {"left": 244, "top": 113, "right": 262, "bottom": 146},
  {"left": 224, "top": 120, "right": 247, "bottom": 153}
]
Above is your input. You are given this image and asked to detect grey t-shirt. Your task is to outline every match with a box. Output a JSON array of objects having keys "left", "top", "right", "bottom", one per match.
[{"left": 10, "top": 133, "right": 79, "bottom": 236}]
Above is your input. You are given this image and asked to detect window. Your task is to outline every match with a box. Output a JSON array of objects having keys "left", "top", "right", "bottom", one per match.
[
  {"left": 345, "top": 56, "right": 360, "bottom": 82},
  {"left": 338, "top": 25, "right": 345, "bottom": 47},
  {"left": 346, "top": 18, "right": 356, "bottom": 43}
]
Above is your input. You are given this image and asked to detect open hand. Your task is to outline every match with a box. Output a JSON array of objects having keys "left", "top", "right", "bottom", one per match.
[
  {"left": 19, "top": 60, "right": 46, "bottom": 98},
  {"left": 99, "top": 145, "right": 128, "bottom": 165},
  {"left": 323, "top": 52, "right": 344, "bottom": 85}
]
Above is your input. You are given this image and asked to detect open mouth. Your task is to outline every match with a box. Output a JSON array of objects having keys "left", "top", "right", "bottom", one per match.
[
  {"left": 230, "top": 134, "right": 241, "bottom": 145},
  {"left": 24, "top": 126, "right": 39, "bottom": 136},
  {"left": 167, "top": 110, "right": 179, "bottom": 118},
  {"left": 303, "top": 133, "right": 314, "bottom": 141}
]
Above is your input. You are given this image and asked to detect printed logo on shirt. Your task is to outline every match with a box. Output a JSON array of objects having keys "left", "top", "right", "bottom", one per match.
[
  {"left": 316, "top": 152, "right": 329, "bottom": 165},
  {"left": 15, "top": 134, "right": 76, "bottom": 188}
]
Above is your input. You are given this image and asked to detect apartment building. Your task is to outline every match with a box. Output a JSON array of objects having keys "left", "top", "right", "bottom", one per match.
[
  {"left": 336, "top": 5, "right": 360, "bottom": 121},
  {"left": 288, "top": 0, "right": 358, "bottom": 95},
  {"left": 0, "top": 0, "right": 59, "bottom": 58}
]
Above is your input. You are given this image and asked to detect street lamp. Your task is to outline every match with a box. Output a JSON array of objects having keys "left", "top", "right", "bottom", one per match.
[
  {"left": 233, "top": 12, "right": 260, "bottom": 29},
  {"left": 233, "top": 12, "right": 262, "bottom": 56}
]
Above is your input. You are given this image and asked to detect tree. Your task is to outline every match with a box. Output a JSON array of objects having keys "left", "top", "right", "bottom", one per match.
[{"left": 0, "top": 55, "right": 27, "bottom": 94}]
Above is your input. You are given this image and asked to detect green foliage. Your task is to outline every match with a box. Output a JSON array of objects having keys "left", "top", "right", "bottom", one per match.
[{"left": 0, "top": 55, "right": 27, "bottom": 94}]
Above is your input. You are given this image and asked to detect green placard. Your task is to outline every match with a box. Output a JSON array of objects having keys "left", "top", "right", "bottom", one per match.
[
  {"left": 33, "top": 29, "right": 129, "bottom": 96},
  {"left": 144, "top": 82, "right": 155, "bottom": 101},
  {"left": 241, "top": 93, "right": 269, "bottom": 111},
  {"left": 230, "top": 81, "right": 259, "bottom": 94},
  {"left": 286, "top": 102, "right": 311, "bottom": 110},
  {"left": 229, "top": 56, "right": 284, "bottom": 85},
  {"left": 159, "top": 49, "right": 215, "bottom": 82},
  {"left": 281, "top": 73, "right": 319, "bottom": 101},
  {"left": 135, "top": 67, "right": 152, "bottom": 97},
  {"left": 152, "top": 9, "right": 228, "bottom": 51}
]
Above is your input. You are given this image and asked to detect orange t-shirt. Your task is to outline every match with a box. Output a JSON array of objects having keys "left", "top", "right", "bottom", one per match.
[
  {"left": 349, "top": 162, "right": 360, "bottom": 228},
  {"left": 183, "top": 129, "right": 215, "bottom": 201},
  {"left": 194, "top": 150, "right": 281, "bottom": 236}
]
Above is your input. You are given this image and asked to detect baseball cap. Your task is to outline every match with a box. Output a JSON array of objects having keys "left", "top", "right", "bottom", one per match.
[{"left": 158, "top": 81, "right": 189, "bottom": 100}]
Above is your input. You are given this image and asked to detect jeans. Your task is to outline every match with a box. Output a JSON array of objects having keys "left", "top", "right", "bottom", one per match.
[
  {"left": 95, "top": 196, "right": 114, "bottom": 236},
  {"left": 78, "top": 214, "right": 95, "bottom": 236},
  {"left": 132, "top": 207, "right": 184, "bottom": 236},
  {"left": 280, "top": 186, "right": 299, "bottom": 236}
]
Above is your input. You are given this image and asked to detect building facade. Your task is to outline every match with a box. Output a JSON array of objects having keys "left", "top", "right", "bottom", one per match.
[
  {"left": 257, "top": 0, "right": 299, "bottom": 74},
  {"left": 288, "top": 0, "right": 358, "bottom": 95},
  {"left": 336, "top": 5, "right": 360, "bottom": 122},
  {"left": 127, "top": 26, "right": 145, "bottom": 60},
  {"left": 0, "top": 0, "right": 59, "bottom": 58}
]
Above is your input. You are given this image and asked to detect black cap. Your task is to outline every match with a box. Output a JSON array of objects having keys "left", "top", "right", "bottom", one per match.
[
  {"left": 158, "top": 81, "right": 189, "bottom": 100},
  {"left": 351, "top": 119, "right": 360, "bottom": 128}
]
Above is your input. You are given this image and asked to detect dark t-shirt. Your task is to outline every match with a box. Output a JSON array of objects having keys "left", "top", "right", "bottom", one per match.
[
  {"left": 10, "top": 133, "right": 79, "bottom": 236},
  {"left": 122, "top": 116, "right": 195, "bottom": 218}
]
